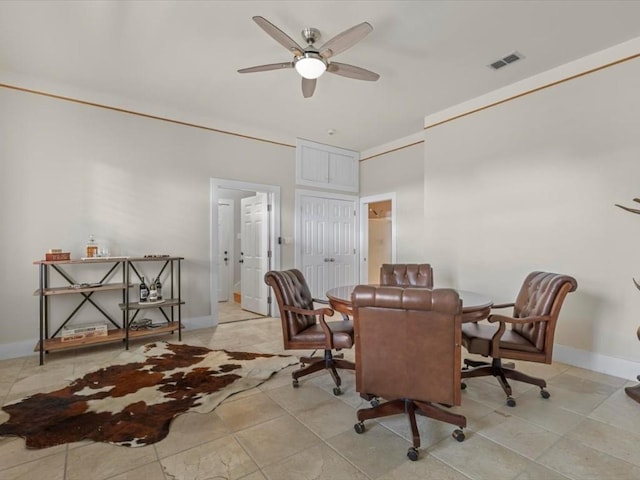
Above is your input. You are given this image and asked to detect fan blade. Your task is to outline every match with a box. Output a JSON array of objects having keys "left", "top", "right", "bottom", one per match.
[
  {"left": 327, "top": 62, "right": 379, "bottom": 81},
  {"left": 302, "top": 78, "right": 316, "bottom": 98},
  {"left": 319, "top": 22, "right": 373, "bottom": 59},
  {"left": 253, "top": 16, "right": 304, "bottom": 56},
  {"left": 238, "top": 62, "right": 293, "bottom": 74}
]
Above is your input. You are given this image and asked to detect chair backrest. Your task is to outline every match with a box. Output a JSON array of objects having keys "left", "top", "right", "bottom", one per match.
[
  {"left": 264, "top": 269, "right": 316, "bottom": 344},
  {"left": 511, "top": 271, "right": 578, "bottom": 354},
  {"left": 379, "top": 263, "right": 433, "bottom": 288},
  {"left": 352, "top": 285, "right": 462, "bottom": 406}
]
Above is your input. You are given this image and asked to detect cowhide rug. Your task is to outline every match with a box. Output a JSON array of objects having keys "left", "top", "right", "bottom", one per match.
[{"left": 0, "top": 342, "right": 297, "bottom": 449}]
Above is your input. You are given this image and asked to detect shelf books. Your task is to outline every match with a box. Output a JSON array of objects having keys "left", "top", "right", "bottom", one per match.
[{"left": 61, "top": 323, "right": 108, "bottom": 342}]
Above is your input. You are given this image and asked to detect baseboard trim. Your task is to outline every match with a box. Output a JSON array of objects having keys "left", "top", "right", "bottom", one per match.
[
  {"left": 554, "top": 344, "right": 640, "bottom": 381},
  {"left": 0, "top": 339, "right": 36, "bottom": 361}
]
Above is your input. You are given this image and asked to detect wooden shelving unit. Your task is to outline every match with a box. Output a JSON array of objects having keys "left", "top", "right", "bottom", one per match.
[{"left": 34, "top": 256, "right": 184, "bottom": 365}]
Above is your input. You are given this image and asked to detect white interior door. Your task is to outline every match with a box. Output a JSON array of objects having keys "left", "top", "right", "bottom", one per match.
[
  {"left": 300, "top": 195, "right": 329, "bottom": 299},
  {"left": 241, "top": 193, "right": 269, "bottom": 315},
  {"left": 298, "top": 192, "right": 357, "bottom": 299},
  {"left": 328, "top": 198, "right": 357, "bottom": 288},
  {"left": 217, "top": 199, "right": 233, "bottom": 302}
]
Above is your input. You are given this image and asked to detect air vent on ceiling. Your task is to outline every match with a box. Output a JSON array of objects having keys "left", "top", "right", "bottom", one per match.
[{"left": 488, "top": 51, "right": 524, "bottom": 70}]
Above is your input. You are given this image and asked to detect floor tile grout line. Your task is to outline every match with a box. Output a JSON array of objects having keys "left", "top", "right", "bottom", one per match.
[{"left": 258, "top": 382, "right": 376, "bottom": 479}]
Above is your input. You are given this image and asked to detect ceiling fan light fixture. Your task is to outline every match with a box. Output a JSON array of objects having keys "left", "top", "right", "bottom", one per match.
[{"left": 295, "top": 53, "right": 327, "bottom": 79}]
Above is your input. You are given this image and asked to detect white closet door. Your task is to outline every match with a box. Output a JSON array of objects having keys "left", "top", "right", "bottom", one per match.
[
  {"left": 327, "top": 199, "right": 357, "bottom": 288},
  {"left": 298, "top": 193, "right": 357, "bottom": 299},
  {"left": 300, "top": 195, "right": 330, "bottom": 299},
  {"left": 241, "top": 193, "right": 269, "bottom": 315}
]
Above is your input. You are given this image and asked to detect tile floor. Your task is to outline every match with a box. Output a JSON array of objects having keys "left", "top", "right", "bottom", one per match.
[
  {"left": 1, "top": 317, "right": 640, "bottom": 480},
  {"left": 217, "top": 301, "right": 266, "bottom": 324}
]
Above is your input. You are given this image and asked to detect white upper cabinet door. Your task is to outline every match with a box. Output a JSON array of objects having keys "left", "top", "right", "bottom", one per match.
[{"left": 296, "top": 138, "right": 359, "bottom": 193}]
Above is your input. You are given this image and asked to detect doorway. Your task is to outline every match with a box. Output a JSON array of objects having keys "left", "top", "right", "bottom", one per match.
[
  {"left": 210, "top": 179, "right": 281, "bottom": 325},
  {"left": 360, "top": 193, "right": 397, "bottom": 284}
]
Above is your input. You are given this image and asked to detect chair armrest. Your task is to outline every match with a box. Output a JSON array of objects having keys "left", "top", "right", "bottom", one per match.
[
  {"left": 487, "top": 314, "right": 551, "bottom": 325},
  {"left": 491, "top": 302, "right": 515, "bottom": 309},
  {"left": 282, "top": 305, "right": 334, "bottom": 317}
]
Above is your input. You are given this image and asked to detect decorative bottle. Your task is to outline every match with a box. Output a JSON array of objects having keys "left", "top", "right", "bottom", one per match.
[
  {"left": 139, "top": 277, "right": 149, "bottom": 303},
  {"left": 154, "top": 277, "right": 163, "bottom": 300},
  {"left": 148, "top": 281, "right": 158, "bottom": 302},
  {"left": 86, "top": 235, "right": 98, "bottom": 258}
]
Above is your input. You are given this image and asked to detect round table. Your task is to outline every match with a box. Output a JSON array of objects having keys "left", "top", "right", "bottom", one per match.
[{"left": 326, "top": 285, "right": 493, "bottom": 322}]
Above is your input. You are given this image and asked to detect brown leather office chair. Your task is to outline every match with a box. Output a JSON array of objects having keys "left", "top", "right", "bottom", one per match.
[
  {"left": 352, "top": 285, "right": 467, "bottom": 461},
  {"left": 461, "top": 271, "right": 577, "bottom": 407},
  {"left": 264, "top": 269, "right": 355, "bottom": 395},
  {"left": 380, "top": 263, "right": 433, "bottom": 288}
]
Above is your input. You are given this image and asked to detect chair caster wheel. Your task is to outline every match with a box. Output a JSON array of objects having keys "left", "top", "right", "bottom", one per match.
[
  {"left": 452, "top": 429, "right": 465, "bottom": 442},
  {"left": 370, "top": 398, "right": 380, "bottom": 407},
  {"left": 354, "top": 422, "right": 365, "bottom": 434},
  {"left": 292, "top": 379, "right": 299, "bottom": 388},
  {"left": 506, "top": 397, "right": 516, "bottom": 407},
  {"left": 407, "top": 447, "right": 419, "bottom": 461},
  {"left": 333, "top": 386, "right": 342, "bottom": 396},
  {"left": 540, "top": 389, "right": 550, "bottom": 399},
  {"left": 461, "top": 382, "right": 467, "bottom": 390}
]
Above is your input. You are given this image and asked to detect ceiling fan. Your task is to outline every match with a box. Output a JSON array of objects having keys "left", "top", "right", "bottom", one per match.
[{"left": 238, "top": 16, "right": 380, "bottom": 98}]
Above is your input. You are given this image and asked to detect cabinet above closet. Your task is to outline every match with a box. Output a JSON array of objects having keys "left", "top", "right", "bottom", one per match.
[{"left": 296, "top": 138, "right": 359, "bottom": 193}]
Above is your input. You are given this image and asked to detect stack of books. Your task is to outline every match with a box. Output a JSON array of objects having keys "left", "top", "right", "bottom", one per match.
[
  {"left": 45, "top": 248, "right": 70, "bottom": 261},
  {"left": 61, "top": 323, "right": 108, "bottom": 342}
]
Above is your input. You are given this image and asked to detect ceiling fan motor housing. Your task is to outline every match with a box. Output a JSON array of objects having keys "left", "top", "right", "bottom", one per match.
[{"left": 301, "top": 27, "right": 321, "bottom": 45}]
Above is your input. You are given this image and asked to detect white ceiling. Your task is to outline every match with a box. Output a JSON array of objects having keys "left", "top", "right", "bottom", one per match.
[{"left": 1, "top": 0, "right": 640, "bottom": 152}]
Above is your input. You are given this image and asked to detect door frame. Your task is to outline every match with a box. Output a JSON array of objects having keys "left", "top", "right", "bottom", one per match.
[
  {"left": 359, "top": 192, "right": 397, "bottom": 284},
  {"left": 210, "top": 178, "right": 281, "bottom": 324},
  {"left": 217, "top": 198, "right": 234, "bottom": 302}
]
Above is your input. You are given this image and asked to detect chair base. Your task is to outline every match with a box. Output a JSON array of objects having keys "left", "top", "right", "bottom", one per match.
[
  {"left": 625, "top": 383, "right": 640, "bottom": 404},
  {"left": 292, "top": 349, "right": 355, "bottom": 395},
  {"left": 461, "top": 358, "right": 549, "bottom": 406},
  {"left": 354, "top": 397, "right": 466, "bottom": 460}
]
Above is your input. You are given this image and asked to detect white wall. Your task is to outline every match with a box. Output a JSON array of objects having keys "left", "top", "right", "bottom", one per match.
[
  {"left": 0, "top": 87, "right": 296, "bottom": 357},
  {"left": 358, "top": 42, "right": 640, "bottom": 379},
  {"left": 360, "top": 140, "right": 425, "bottom": 263},
  {"left": 423, "top": 51, "right": 640, "bottom": 376}
]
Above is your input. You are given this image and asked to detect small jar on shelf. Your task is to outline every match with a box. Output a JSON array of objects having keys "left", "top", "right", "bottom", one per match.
[{"left": 86, "top": 235, "right": 99, "bottom": 258}]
